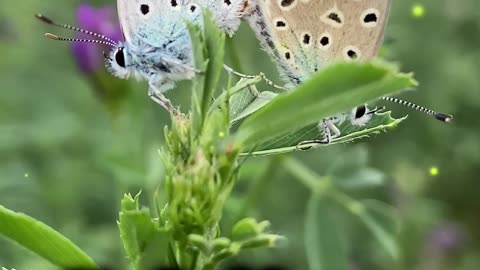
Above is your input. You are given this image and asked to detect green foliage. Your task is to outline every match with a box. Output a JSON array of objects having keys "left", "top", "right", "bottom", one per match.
[
  {"left": 353, "top": 200, "right": 400, "bottom": 260},
  {"left": 235, "top": 61, "right": 416, "bottom": 150},
  {"left": 0, "top": 204, "right": 98, "bottom": 269},
  {"left": 305, "top": 197, "right": 348, "bottom": 270},
  {"left": 188, "top": 11, "right": 225, "bottom": 138},
  {"left": 327, "top": 147, "right": 385, "bottom": 190},
  {"left": 283, "top": 157, "right": 400, "bottom": 264},
  {"left": 4, "top": 1, "right": 473, "bottom": 270},
  {"left": 118, "top": 193, "right": 169, "bottom": 270}
]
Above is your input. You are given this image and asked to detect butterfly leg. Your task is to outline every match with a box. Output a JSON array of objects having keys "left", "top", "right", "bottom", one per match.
[
  {"left": 148, "top": 80, "right": 179, "bottom": 115},
  {"left": 296, "top": 118, "right": 341, "bottom": 150},
  {"left": 320, "top": 118, "right": 341, "bottom": 143},
  {"left": 223, "top": 64, "right": 287, "bottom": 91}
]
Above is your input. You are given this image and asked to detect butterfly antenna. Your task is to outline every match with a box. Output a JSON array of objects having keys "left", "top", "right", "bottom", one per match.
[
  {"left": 381, "top": 96, "right": 453, "bottom": 123},
  {"left": 35, "top": 13, "right": 117, "bottom": 45},
  {"left": 45, "top": 33, "right": 116, "bottom": 47}
]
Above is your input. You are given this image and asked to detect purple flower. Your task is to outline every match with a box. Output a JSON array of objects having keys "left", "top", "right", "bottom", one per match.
[
  {"left": 72, "top": 4, "right": 123, "bottom": 74},
  {"left": 425, "top": 222, "right": 464, "bottom": 255}
]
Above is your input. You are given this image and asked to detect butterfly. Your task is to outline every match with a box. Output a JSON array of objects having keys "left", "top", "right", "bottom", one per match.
[
  {"left": 38, "top": 0, "right": 249, "bottom": 114},
  {"left": 242, "top": 0, "right": 392, "bottom": 142}
]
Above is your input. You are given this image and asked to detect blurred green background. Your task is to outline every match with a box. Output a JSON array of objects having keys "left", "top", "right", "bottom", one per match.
[{"left": 1, "top": 1, "right": 479, "bottom": 269}]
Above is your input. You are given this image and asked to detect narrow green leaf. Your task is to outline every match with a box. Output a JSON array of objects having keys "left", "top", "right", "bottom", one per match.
[
  {"left": 201, "top": 10, "right": 226, "bottom": 118},
  {"left": 235, "top": 61, "right": 416, "bottom": 149},
  {"left": 0, "top": 204, "right": 98, "bottom": 269},
  {"left": 209, "top": 76, "right": 262, "bottom": 116},
  {"left": 188, "top": 11, "right": 226, "bottom": 138},
  {"left": 354, "top": 200, "right": 400, "bottom": 260},
  {"left": 230, "top": 88, "right": 277, "bottom": 126},
  {"left": 187, "top": 20, "right": 208, "bottom": 138},
  {"left": 229, "top": 84, "right": 259, "bottom": 122},
  {"left": 305, "top": 196, "right": 348, "bottom": 270},
  {"left": 244, "top": 111, "right": 404, "bottom": 156}
]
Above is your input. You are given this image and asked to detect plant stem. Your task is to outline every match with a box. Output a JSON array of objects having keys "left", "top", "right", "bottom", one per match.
[
  {"left": 282, "top": 157, "right": 330, "bottom": 193},
  {"left": 282, "top": 156, "right": 361, "bottom": 213}
]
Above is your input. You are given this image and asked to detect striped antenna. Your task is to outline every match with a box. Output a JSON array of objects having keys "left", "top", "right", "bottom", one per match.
[
  {"left": 35, "top": 13, "right": 117, "bottom": 45},
  {"left": 381, "top": 96, "right": 453, "bottom": 123},
  {"left": 45, "top": 33, "right": 116, "bottom": 47}
]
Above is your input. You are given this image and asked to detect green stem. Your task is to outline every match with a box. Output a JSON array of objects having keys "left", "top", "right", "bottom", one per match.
[
  {"left": 281, "top": 157, "right": 329, "bottom": 193},
  {"left": 282, "top": 157, "right": 361, "bottom": 214},
  {"left": 190, "top": 250, "right": 200, "bottom": 270}
]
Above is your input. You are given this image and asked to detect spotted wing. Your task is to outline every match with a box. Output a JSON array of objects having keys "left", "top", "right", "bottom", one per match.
[
  {"left": 198, "top": 0, "right": 250, "bottom": 35},
  {"left": 117, "top": 0, "right": 202, "bottom": 48},
  {"left": 247, "top": 0, "right": 391, "bottom": 86},
  {"left": 117, "top": 0, "right": 248, "bottom": 48}
]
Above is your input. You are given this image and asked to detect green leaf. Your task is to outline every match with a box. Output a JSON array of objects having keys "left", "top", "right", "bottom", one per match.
[
  {"left": 244, "top": 111, "right": 405, "bottom": 156},
  {"left": 230, "top": 87, "right": 278, "bottom": 126},
  {"left": 201, "top": 10, "right": 226, "bottom": 118},
  {"left": 187, "top": 18, "right": 208, "bottom": 138},
  {"left": 353, "top": 200, "right": 400, "bottom": 260},
  {"left": 305, "top": 196, "right": 348, "bottom": 270},
  {"left": 231, "top": 218, "right": 270, "bottom": 241},
  {"left": 326, "top": 147, "right": 385, "bottom": 190},
  {"left": 118, "top": 193, "right": 169, "bottom": 270},
  {"left": 235, "top": 61, "right": 416, "bottom": 150},
  {"left": 188, "top": 10, "right": 226, "bottom": 138},
  {"left": 0, "top": 204, "right": 98, "bottom": 269},
  {"left": 208, "top": 76, "right": 262, "bottom": 116}
]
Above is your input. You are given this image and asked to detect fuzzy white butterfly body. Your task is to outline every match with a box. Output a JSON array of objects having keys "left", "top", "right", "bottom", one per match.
[{"left": 106, "top": 0, "right": 248, "bottom": 111}]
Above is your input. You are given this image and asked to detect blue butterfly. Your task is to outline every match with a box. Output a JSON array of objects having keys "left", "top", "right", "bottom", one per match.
[{"left": 38, "top": 0, "right": 249, "bottom": 113}]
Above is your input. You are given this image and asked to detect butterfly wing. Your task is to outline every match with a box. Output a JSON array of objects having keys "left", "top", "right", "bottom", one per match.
[
  {"left": 199, "top": 0, "right": 249, "bottom": 35},
  {"left": 247, "top": 0, "right": 391, "bottom": 85},
  {"left": 117, "top": 0, "right": 248, "bottom": 47},
  {"left": 117, "top": 0, "right": 204, "bottom": 49}
]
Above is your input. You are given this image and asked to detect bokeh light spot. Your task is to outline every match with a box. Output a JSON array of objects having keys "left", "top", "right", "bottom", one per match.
[{"left": 412, "top": 4, "right": 425, "bottom": 18}]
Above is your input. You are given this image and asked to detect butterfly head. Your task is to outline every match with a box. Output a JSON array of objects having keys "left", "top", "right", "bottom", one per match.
[
  {"left": 104, "top": 43, "right": 133, "bottom": 79},
  {"left": 349, "top": 105, "right": 385, "bottom": 127},
  {"left": 35, "top": 14, "right": 134, "bottom": 78}
]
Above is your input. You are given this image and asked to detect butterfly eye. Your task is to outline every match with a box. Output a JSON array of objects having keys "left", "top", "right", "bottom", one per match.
[
  {"left": 350, "top": 105, "right": 373, "bottom": 126},
  {"left": 354, "top": 105, "right": 367, "bottom": 119},
  {"left": 115, "top": 47, "right": 126, "bottom": 68}
]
